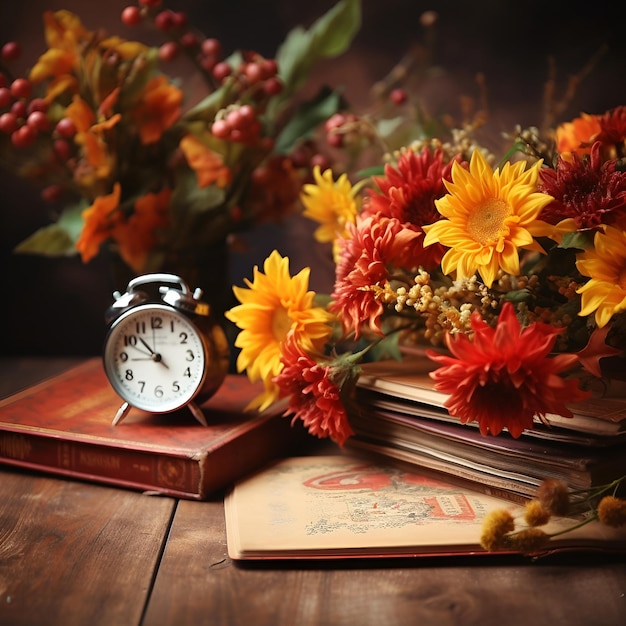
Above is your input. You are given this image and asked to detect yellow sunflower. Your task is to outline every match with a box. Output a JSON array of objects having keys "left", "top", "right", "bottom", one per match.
[
  {"left": 577, "top": 226, "right": 626, "bottom": 327},
  {"left": 300, "top": 165, "right": 359, "bottom": 255},
  {"left": 225, "top": 250, "right": 335, "bottom": 411},
  {"left": 422, "top": 150, "right": 554, "bottom": 288}
]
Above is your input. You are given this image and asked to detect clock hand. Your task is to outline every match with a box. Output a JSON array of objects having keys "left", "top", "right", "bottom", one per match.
[
  {"left": 139, "top": 337, "right": 156, "bottom": 355},
  {"left": 139, "top": 337, "right": 169, "bottom": 368}
]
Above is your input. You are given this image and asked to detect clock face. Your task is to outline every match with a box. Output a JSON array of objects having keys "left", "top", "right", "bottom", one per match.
[{"left": 104, "top": 304, "right": 208, "bottom": 413}]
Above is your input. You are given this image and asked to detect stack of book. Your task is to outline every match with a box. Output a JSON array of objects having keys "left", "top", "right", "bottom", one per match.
[{"left": 346, "top": 358, "right": 626, "bottom": 504}]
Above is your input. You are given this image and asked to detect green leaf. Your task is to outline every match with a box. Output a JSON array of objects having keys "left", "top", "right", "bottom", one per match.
[
  {"left": 356, "top": 165, "right": 385, "bottom": 178},
  {"left": 15, "top": 201, "right": 87, "bottom": 256},
  {"left": 15, "top": 224, "right": 78, "bottom": 256},
  {"left": 560, "top": 230, "right": 594, "bottom": 250},
  {"left": 375, "top": 116, "right": 405, "bottom": 139},
  {"left": 268, "top": 0, "right": 361, "bottom": 118},
  {"left": 274, "top": 89, "right": 342, "bottom": 153}
]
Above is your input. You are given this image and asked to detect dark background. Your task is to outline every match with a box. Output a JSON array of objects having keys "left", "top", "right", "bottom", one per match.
[{"left": 1, "top": 0, "right": 625, "bottom": 356}]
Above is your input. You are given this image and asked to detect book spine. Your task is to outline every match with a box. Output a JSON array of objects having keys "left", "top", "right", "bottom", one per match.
[{"left": 0, "top": 429, "right": 202, "bottom": 499}]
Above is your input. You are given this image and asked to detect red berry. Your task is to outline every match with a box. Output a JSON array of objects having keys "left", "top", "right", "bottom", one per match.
[
  {"left": 229, "top": 128, "right": 245, "bottom": 143},
  {"left": 326, "top": 132, "right": 343, "bottom": 148},
  {"left": 171, "top": 12, "right": 188, "bottom": 29},
  {"left": 10, "top": 78, "right": 31, "bottom": 99},
  {"left": 10, "top": 100, "right": 27, "bottom": 119},
  {"left": 55, "top": 117, "right": 77, "bottom": 138},
  {"left": 212, "top": 62, "right": 231, "bottom": 82},
  {"left": 263, "top": 77, "right": 283, "bottom": 96},
  {"left": 211, "top": 119, "right": 231, "bottom": 139},
  {"left": 201, "top": 38, "right": 221, "bottom": 57},
  {"left": 41, "top": 185, "right": 64, "bottom": 203},
  {"left": 181, "top": 33, "right": 198, "bottom": 49},
  {"left": 0, "top": 74, "right": 7, "bottom": 89},
  {"left": 11, "top": 124, "right": 37, "bottom": 148},
  {"left": 237, "top": 104, "right": 255, "bottom": 126},
  {"left": 244, "top": 63, "right": 263, "bottom": 84},
  {"left": 0, "top": 87, "right": 12, "bottom": 108},
  {"left": 53, "top": 139, "right": 72, "bottom": 161},
  {"left": 27, "top": 98, "right": 49, "bottom": 114},
  {"left": 200, "top": 56, "right": 217, "bottom": 73},
  {"left": 1, "top": 42, "right": 21, "bottom": 61},
  {"left": 158, "top": 41, "right": 179, "bottom": 62},
  {"left": 390, "top": 88, "right": 407, "bottom": 105},
  {"left": 325, "top": 113, "right": 346, "bottom": 132},
  {"left": 154, "top": 10, "right": 175, "bottom": 31},
  {"left": 260, "top": 58, "right": 278, "bottom": 78},
  {"left": 310, "top": 153, "right": 330, "bottom": 170},
  {"left": 0, "top": 111, "right": 18, "bottom": 134},
  {"left": 121, "top": 6, "right": 142, "bottom": 27},
  {"left": 26, "top": 110, "right": 50, "bottom": 132}
]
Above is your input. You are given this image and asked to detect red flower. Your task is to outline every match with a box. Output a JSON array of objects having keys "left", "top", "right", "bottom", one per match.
[
  {"left": 330, "top": 214, "right": 422, "bottom": 338},
  {"left": 426, "top": 302, "right": 590, "bottom": 438},
  {"left": 363, "top": 146, "right": 461, "bottom": 270},
  {"left": 274, "top": 333, "right": 355, "bottom": 447},
  {"left": 595, "top": 105, "right": 626, "bottom": 152},
  {"left": 538, "top": 142, "right": 626, "bottom": 229}
]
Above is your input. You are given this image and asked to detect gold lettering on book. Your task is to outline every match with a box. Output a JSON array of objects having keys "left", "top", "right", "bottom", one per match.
[
  {"left": 78, "top": 450, "right": 121, "bottom": 470},
  {"left": 0, "top": 433, "right": 32, "bottom": 459}
]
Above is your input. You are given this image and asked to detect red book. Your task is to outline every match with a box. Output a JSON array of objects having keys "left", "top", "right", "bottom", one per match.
[{"left": 0, "top": 359, "right": 308, "bottom": 499}]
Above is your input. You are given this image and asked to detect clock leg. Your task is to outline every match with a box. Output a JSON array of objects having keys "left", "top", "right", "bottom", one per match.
[
  {"left": 112, "top": 402, "right": 131, "bottom": 426},
  {"left": 188, "top": 402, "right": 208, "bottom": 427}
]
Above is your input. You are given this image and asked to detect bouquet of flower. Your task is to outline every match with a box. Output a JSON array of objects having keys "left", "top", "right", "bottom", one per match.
[
  {"left": 227, "top": 99, "right": 626, "bottom": 442},
  {"left": 0, "top": 0, "right": 361, "bottom": 280},
  {"left": 225, "top": 52, "right": 626, "bottom": 544}
]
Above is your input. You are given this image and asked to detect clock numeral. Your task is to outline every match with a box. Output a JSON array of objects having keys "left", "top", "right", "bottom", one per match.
[
  {"left": 124, "top": 335, "right": 137, "bottom": 347},
  {"left": 119, "top": 351, "right": 129, "bottom": 362},
  {"left": 154, "top": 385, "right": 164, "bottom": 398},
  {"left": 179, "top": 332, "right": 188, "bottom": 344},
  {"left": 184, "top": 367, "right": 192, "bottom": 378},
  {"left": 172, "top": 381, "right": 180, "bottom": 393},
  {"left": 136, "top": 321, "right": 146, "bottom": 334},
  {"left": 151, "top": 316, "right": 163, "bottom": 330},
  {"left": 124, "top": 369, "right": 134, "bottom": 381},
  {"left": 185, "top": 349, "right": 194, "bottom": 362}
]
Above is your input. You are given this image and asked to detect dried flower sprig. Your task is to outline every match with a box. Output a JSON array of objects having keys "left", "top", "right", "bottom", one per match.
[{"left": 480, "top": 475, "right": 626, "bottom": 552}]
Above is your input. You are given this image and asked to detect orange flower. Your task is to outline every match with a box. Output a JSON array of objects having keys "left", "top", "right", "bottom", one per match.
[
  {"left": 555, "top": 113, "right": 601, "bottom": 157},
  {"left": 131, "top": 76, "right": 183, "bottom": 145},
  {"left": 330, "top": 214, "right": 422, "bottom": 338},
  {"left": 180, "top": 134, "right": 232, "bottom": 188},
  {"left": 66, "top": 96, "right": 117, "bottom": 185},
  {"left": 29, "top": 11, "right": 87, "bottom": 84},
  {"left": 76, "top": 184, "right": 122, "bottom": 262},
  {"left": 113, "top": 188, "right": 171, "bottom": 272},
  {"left": 427, "top": 301, "right": 590, "bottom": 438}
]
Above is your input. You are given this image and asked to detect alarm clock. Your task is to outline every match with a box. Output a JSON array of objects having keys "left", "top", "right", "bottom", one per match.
[{"left": 103, "top": 273, "right": 230, "bottom": 426}]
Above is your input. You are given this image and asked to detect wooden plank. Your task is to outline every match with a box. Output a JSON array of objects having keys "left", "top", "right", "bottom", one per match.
[
  {"left": 146, "top": 496, "right": 626, "bottom": 626},
  {"left": 0, "top": 468, "right": 175, "bottom": 626}
]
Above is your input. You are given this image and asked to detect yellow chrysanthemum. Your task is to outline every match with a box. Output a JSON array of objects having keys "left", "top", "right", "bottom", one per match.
[
  {"left": 225, "top": 250, "right": 334, "bottom": 411},
  {"left": 300, "top": 165, "right": 359, "bottom": 247},
  {"left": 577, "top": 226, "right": 626, "bottom": 327},
  {"left": 422, "top": 150, "right": 553, "bottom": 288}
]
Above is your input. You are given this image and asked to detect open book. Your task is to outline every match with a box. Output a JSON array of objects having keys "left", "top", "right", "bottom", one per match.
[{"left": 224, "top": 455, "right": 626, "bottom": 560}]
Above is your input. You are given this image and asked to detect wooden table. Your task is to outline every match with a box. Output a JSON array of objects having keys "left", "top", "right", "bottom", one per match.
[{"left": 1, "top": 359, "right": 625, "bottom": 626}]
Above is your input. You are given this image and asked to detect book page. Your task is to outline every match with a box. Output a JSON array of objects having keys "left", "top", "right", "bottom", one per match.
[{"left": 225, "top": 455, "right": 626, "bottom": 560}]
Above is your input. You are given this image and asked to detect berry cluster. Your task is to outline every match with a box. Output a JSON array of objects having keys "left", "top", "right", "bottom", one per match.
[
  {"left": 211, "top": 104, "right": 262, "bottom": 145},
  {"left": 120, "top": 1, "right": 283, "bottom": 147},
  {"left": 0, "top": 47, "right": 78, "bottom": 147},
  {"left": 121, "top": 1, "right": 283, "bottom": 97}
]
